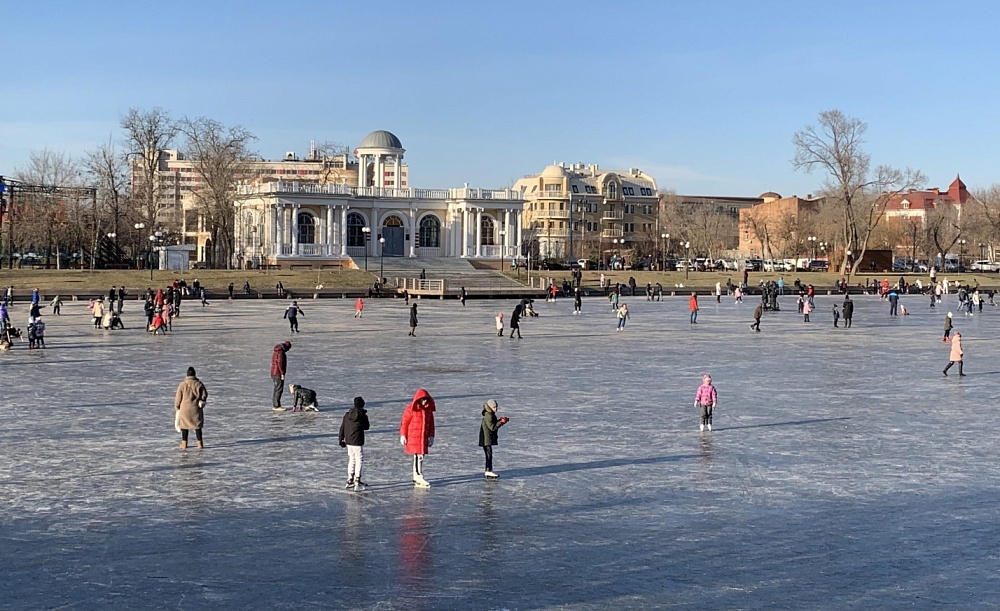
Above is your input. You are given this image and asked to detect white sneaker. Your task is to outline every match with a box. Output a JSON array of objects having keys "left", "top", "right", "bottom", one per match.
[
  {"left": 484, "top": 471, "right": 499, "bottom": 479},
  {"left": 700, "top": 424, "right": 705, "bottom": 432}
]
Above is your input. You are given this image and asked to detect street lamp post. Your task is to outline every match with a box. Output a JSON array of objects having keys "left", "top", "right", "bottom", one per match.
[
  {"left": 498, "top": 230, "right": 506, "bottom": 266},
  {"left": 683, "top": 241, "right": 691, "bottom": 280},
  {"left": 361, "top": 226, "right": 371, "bottom": 271},
  {"left": 134, "top": 222, "right": 145, "bottom": 269},
  {"left": 958, "top": 239, "right": 967, "bottom": 274},
  {"left": 661, "top": 233, "right": 669, "bottom": 272},
  {"left": 106, "top": 232, "right": 116, "bottom": 270},
  {"left": 808, "top": 236, "right": 817, "bottom": 260},
  {"left": 379, "top": 236, "right": 385, "bottom": 282}
]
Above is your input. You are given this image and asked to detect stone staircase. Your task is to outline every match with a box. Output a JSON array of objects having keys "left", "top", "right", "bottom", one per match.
[{"left": 356, "top": 256, "right": 535, "bottom": 296}]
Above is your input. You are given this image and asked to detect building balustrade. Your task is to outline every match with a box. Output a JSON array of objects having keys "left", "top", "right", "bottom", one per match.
[{"left": 601, "top": 228, "right": 624, "bottom": 238}]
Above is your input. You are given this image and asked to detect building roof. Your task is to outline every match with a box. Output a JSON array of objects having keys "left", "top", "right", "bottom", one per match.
[{"left": 358, "top": 130, "right": 403, "bottom": 150}]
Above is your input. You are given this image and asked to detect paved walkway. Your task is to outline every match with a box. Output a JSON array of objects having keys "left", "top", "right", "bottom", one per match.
[{"left": 1, "top": 293, "right": 997, "bottom": 609}]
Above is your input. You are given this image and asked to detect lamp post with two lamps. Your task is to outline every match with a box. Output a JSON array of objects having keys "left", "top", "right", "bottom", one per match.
[
  {"left": 683, "top": 241, "right": 691, "bottom": 280},
  {"left": 148, "top": 231, "right": 163, "bottom": 281},
  {"left": 106, "top": 232, "right": 116, "bottom": 268},
  {"left": 958, "top": 239, "right": 967, "bottom": 274},
  {"left": 846, "top": 249, "right": 853, "bottom": 288},
  {"left": 361, "top": 226, "right": 371, "bottom": 271},
  {"left": 807, "top": 236, "right": 817, "bottom": 259},
  {"left": 134, "top": 222, "right": 145, "bottom": 269}
]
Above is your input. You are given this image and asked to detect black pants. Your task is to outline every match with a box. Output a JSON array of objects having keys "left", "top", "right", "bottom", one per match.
[
  {"left": 483, "top": 445, "right": 493, "bottom": 471},
  {"left": 288, "top": 318, "right": 298, "bottom": 332},
  {"left": 700, "top": 405, "right": 714, "bottom": 425},
  {"left": 944, "top": 360, "right": 964, "bottom": 375},
  {"left": 272, "top": 375, "right": 284, "bottom": 407},
  {"left": 750, "top": 318, "right": 760, "bottom": 331},
  {"left": 181, "top": 429, "right": 203, "bottom": 442}
]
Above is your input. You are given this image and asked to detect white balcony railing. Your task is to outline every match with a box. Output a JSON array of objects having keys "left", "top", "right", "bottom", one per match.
[
  {"left": 602, "top": 210, "right": 624, "bottom": 220},
  {"left": 601, "top": 228, "right": 624, "bottom": 238},
  {"left": 298, "top": 244, "right": 326, "bottom": 256}
]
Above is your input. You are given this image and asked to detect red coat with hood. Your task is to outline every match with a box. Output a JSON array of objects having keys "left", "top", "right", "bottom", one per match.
[
  {"left": 400, "top": 388, "right": 436, "bottom": 455},
  {"left": 271, "top": 341, "right": 290, "bottom": 376}
]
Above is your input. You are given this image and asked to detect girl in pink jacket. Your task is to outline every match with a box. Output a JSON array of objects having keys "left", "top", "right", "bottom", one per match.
[{"left": 694, "top": 374, "right": 718, "bottom": 432}]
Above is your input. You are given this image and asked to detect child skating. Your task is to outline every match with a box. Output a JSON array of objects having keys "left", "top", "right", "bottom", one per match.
[
  {"left": 479, "top": 399, "right": 509, "bottom": 479},
  {"left": 943, "top": 312, "right": 953, "bottom": 341},
  {"left": 832, "top": 304, "right": 840, "bottom": 328},
  {"left": 802, "top": 299, "right": 812, "bottom": 322},
  {"left": 339, "top": 396, "right": 371, "bottom": 490},
  {"left": 694, "top": 374, "right": 718, "bottom": 431},
  {"left": 354, "top": 298, "right": 364, "bottom": 318},
  {"left": 616, "top": 303, "right": 629, "bottom": 332},
  {"left": 288, "top": 383, "right": 319, "bottom": 411},
  {"left": 495, "top": 312, "right": 504, "bottom": 336},
  {"left": 400, "top": 388, "right": 435, "bottom": 487}
]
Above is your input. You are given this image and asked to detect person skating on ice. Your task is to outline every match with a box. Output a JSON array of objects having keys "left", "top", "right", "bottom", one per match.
[
  {"left": 689, "top": 292, "right": 699, "bottom": 324},
  {"left": 270, "top": 341, "right": 292, "bottom": 410},
  {"left": 495, "top": 312, "right": 504, "bottom": 336},
  {"left": 174, "top": 366, "right": 208, "bottom": 449},
  {"left": 408, "top": 303, "right": 418, "bottom": 336},
  {"left": 573, "top": 287, "right": 582, "bottom": 314},
  {"left": 802, "top": 299, "right": 812, "bottom": 322},
  {"left": 479, "top": 399, "right": 509, "bottom": 479},
  {"left": 695, "top": 374, "right": 718, "bottom": 431},
  {"left": 943, "top": 331, "right": 965, "bottom": 376},
  {"left": 340, "top": 396, "right": 370, "bottom": 490},
  {"left": 509, "top": 302, "right": 522, "bottom": 339},
  {"left": 750, "top": 303, "right": 762, "bottom": 332},
  {"left": 288, "top": 383, "right": 319, "bottom": 412},
  {"left": 616, "top": 302, "right": 629, "bottom": 332},
  {"left": 355, "top": 297, "right": 364, "bottom": 318},
  {"left": 842, "top": 294, "right": 853, "bottom": 328},
  {"left": 832, "top": 304, "right": 841, "bottom": 328},
  {"left": 284, "top": 300, "right": 304, "bottom": 333},
  {"left": 50, "top": 295, "right": 62, "bottom": 315},
  {"left": 943, "top": 312, "right": 953, "bottom": 342},
  {"left": 400, "top": 389, "right": 435, "bottom": 488}
]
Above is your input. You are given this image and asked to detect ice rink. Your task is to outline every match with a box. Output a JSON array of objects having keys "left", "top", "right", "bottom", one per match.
[{"left": 2, "top": 290, "right": 999, "bottom": 610}]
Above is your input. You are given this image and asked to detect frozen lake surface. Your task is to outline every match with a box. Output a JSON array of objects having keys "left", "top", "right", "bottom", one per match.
[{"left": 2, "top": 291, "right": 999, "bottom": 610}]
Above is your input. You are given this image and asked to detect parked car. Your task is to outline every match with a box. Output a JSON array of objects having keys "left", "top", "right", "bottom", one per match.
[
  {"left": 808, "top": 259, "right": 829, "bottom": 272},
  {"left": 970, "top": 260, "right": 1000, "bottom": 272}
]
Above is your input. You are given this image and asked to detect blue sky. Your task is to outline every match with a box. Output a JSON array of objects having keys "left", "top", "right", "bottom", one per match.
[{"left": 3, "top": 1, "right": 997, "bottom": 197}]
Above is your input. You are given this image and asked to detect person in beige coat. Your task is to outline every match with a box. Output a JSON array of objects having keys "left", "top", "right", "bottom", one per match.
[
  {"left": 943, "top": 332, "right": 965, "bottom": 377},
  {"left": 175, "top": 366, "right": 209, "bottom": 449}
]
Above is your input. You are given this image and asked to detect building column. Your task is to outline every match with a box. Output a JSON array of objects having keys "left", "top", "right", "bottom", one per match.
[
  {"left": 291, "top": 205, "right": 299, "bottom": 256},
  {"left": 326, "top": 205, "right": 334, "bottom": 256},
  {"left": 340, "top": 206, "right": 348, "bottom": 256},
  {"left": 275, "top": 206, "right": 284, "bottom": 256},
  {"left": 395, "top": 156, "right": 402, "bottom": 189},
  {"left": 504, "top": 209, "right": 511, "bottom": 258},
  {"left": 516, "top": 211, "right": 523, "bottom": 259},
  {"left": 370, "top": 207, "right": 378, "bottom": 257},
  {"left": 409, "top": 207, "right": 416, "bottom": 257},
  {"left": 461, "top": 209, "right": 469, "bottom": 258},
  {"left": 357, "top": 155, "right": 366, "bottom": 187},
  {"left": 475, "top": 209, "right": 483, "bottom": 258}
]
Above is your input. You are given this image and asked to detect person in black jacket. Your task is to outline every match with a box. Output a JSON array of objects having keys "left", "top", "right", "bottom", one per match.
[
  {"left": 408, "top": 303, "right": 418, "bottom": 336},
  {"left": 288, "top": 384, "right": 318, "bottom": 412},
  {"left": 339, "top": 396, "right": 371, "bottom": 490},
  {"left": 842, "top": 295, "right": 854, "bottom": 328},
  {"left": 479, "top": 399, "right": 508, "bottom": 479},
  {"left": 509, "top": 303, "right": 523, "bottom": 339}
]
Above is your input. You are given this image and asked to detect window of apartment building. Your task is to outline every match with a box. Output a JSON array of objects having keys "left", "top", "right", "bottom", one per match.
[
  {"left": 642, "top": 223, "right": 653, "bottom": 232},
  {"left": 624, "top": 223, "right": 635, "bottom": 233},
  {"left": 572, "top": 185, "right": 578, "bottom": 193},
  {"left": 624, "top": 187, "right": 635, "bottom": 196},
  {"left": 642, "top": 205, "right": 653, "bottom": 215},
  {"left": 559, "top": 202, "right": 565, "bottom": 211},
  {"left": 607, "top": 183, "right": 617, "bottom": 199},
  {"left": 558, "top": 221, "right": 564, "bottom": 229},
  {"left": 548, "top": 202, "right": 555, "bottom": 211},
  {"left": 624, "top": 204, "right": 635, "bottom": 214},
  {"left": 587, "top": 221, "right": 598, "bottom": 232},
  {"left": 547, "top": 221, "right": 554, "bottom": 229},
  {"left": 544, "top": 184, "right": 560, "bottom": 193}
]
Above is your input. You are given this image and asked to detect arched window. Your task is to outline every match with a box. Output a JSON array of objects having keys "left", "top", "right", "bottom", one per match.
[
  {"left": 606, "top": 182, "right": 618, "bottom": 200},
  {"left": 347, "top": 212, "right": 367, "bottom": 247},
  {"left": 480, "top": 216, "right": 496, "bottom": 245},
  {"left": 419, "top": 215, "right": 441, "bottom": 247},
  {"left": 383, "top": 215, "right": 404, "bottom": 228},
  {"left": 297, "top": 212, "right": 315, "bottom": 244}
]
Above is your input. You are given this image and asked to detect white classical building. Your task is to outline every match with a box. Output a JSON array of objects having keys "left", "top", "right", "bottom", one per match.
[{"left": 234, "top": 130, "right": 524, "bottom": 269}]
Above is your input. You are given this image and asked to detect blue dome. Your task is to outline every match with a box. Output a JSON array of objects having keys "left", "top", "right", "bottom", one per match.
[{"left": 358, "top": 130, "right": 403, "bottom": 150}]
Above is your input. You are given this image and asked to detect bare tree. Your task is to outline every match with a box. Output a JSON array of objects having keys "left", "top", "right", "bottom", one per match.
[
  {"left": 83, "top": 139, "right": 133, "bottom": 266},
  {"left": 178, "top": 117, "right": 257, "bottom": 268},
  {"left": 922, "top": 202, "right": 963, "bottom": 260},
  {"left": 121, "top": 108, "right": 178, "bottom": 228},
  {"left": 792, "top": 110, "right": 925, "bottom": 274},
  {"left": 12, "top": 150, "right": 85, "bottom": 267}
]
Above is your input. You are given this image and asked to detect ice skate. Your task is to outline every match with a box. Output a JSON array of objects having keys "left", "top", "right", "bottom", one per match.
[
  {"left": 706, "top": 423, "right": 712, "bottom": 431},
  {"left": 484, "top": 471, "right": 499, "bottom": 479},
  {"left": 345, "top": 479, "right": 354, "bottom": 489},
  {"left": 413, "top": 475, "right": 431, "bottom": 488},
  {"left": 354, "top": 481, "right": 368, "bottom": 491},
  {"left": 699, "top": 424, "right": 705, "bottom": 432}
]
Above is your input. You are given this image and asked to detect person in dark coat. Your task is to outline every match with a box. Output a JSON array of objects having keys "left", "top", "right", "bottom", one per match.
[
  {"left": 750, "top": 303, "right": 762, "bottom": 332},
  {"left": 509, "top": 303, "right": 523, "bottom": 339},
  {"left": 270, "top": 341, "right": 291, "bottom": 410},
  {"left": 478, "top": 399, "right": 508, "bottom": 479},
  {"left": 459, "top": 286, "right": 466, "bottom": 306},
  {"left": 340, "top": 396, "right": 371, "bottom": 490},
  {"left": 842, "top": 295, "right": 854, "bottom": 328},
  {"left": 174, "top": 367, "right": 208, "bottom": 449},
  {"left": 284, "top": 301, "right": 303, "bottom": 333},
  {"left": 408, "top": 303, "right": 418, "bottom": 336}
]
